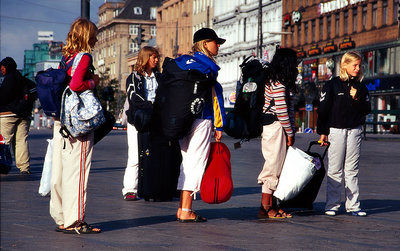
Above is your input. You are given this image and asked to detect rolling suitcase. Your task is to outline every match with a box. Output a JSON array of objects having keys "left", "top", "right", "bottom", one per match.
[
  {"left": 278, "top": 141, "right": 329, "bottom": 209},
  {"left": 137, "top": 131, "right": 181, "bottom": 201}
]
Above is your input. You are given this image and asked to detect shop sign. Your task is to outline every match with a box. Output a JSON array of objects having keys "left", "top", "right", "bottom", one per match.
[
  {"left": 323, "top": 42, "right": 337, "bottom": 53},
  {"left": 339, "top": 38, "right": 355, "bottom": 50},
  {"left": 297, "top": 50, "right": 306, "bottom": 58},
  {"left": 319, "top": 0, "right": 367, "bottom": 16},
  {"left": 308, "top": 45, "right": 321, "bottom": 56},
  {"left": 284, "top": 14, "right": 291, "bottom": 27},
  {"left": 292, "top": 11, "right": 302, "bottom": 24}
]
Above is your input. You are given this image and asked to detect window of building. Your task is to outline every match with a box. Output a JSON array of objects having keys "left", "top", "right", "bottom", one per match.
[
  {"left": 113, "top": 44, "right": 116, "bottom": 57},
  {"left": 382, "top": 0, "right": 388, "bottom": 26},
  {"left": 394, "top": 0, "right": 399, "bottom": 23},
  {"left": 151, "top": 25, "right": 157, "bottom": 36},
  {"left": 327, "top": 16, "right": 331, "bottom": 39},
  {"left": 319, "top": 18, "right": 323, "bottom": 40},
  {"left": 113, "top": 9, "right": 119, "bottom": 17},
  {"left": 150, "top": 7, "right": 157, "bottom": 19},
  {"left": 353, "top": 8, "right": 358, "bottom": 33},
  {"left": 304, "top": 22, "right": 308, "bottom": 44},
  {"left": 134, "top": 7, "right": 142, "bottom": 15},
  {"left": 372, "top": 2, "right": 378, "bottom": 28},
  {"left": 311, "top": 20, "right": 315, "bottom": 43},
  {"left": 335, "top": 14, "right": 339, "bottom": 37},
  {"left": 129, "top": 42, "right": 139, "bottom": 52},
  {"left": 362, "top": 5, "right": 367, "bottom": 30},
  {"left": 129, "top": 24, "right": 139, "bottom": 35},
  {"left": 344, "top": 10, "right": 348, "bottom": 35}
]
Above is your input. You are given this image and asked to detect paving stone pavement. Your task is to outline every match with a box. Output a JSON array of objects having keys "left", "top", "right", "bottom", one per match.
[{"left": 1, "top": 129, "right": 400, "bottom": 250}]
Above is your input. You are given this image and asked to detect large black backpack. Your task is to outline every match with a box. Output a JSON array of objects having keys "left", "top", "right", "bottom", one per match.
[
  {"left": 152, "top": 57, "right": 214, "bottom": 140},
  {"left": 224, "top": 56, "right": 269, "bottom": 142}
]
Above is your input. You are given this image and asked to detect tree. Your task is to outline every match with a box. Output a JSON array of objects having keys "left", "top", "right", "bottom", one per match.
[{"left": 97, "top": 67, "right": 126, "bottom": 120}]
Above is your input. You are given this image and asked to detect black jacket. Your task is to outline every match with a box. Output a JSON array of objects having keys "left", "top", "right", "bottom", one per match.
[
  {"left": 0, "top": 57, "right": 25, "bottom": 114},
  {"left": 317, "top": 76, "right": 371, "bottom": 135},
  {"left": 125, "top": 71, "right": 161, "bottom": 131}
]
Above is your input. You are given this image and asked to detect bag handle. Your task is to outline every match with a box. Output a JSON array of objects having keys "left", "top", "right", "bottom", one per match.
[{"left": 307, "top": 141, "right": 330, "bottom": 160}]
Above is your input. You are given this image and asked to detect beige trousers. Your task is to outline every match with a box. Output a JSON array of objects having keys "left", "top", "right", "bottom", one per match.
[
  {"left": 258, "top": 121, "right": 287, "bottom": 194},
  {"left": 0, "top": 116, "right": 31, "bottom": 172},
  {"left": 50, "top": 121, "right": 94, "bottom": 227}
]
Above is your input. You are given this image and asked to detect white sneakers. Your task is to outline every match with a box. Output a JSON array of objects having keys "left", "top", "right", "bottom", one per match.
[{"left": 325, "top": 210, "right": 367, "bottom": 217}]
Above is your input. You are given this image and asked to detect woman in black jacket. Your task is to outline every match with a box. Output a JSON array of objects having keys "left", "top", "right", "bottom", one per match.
[
  {"left": 122, "top": 46, "right": 160, "bottom": 201},
  {"left": 317, "top": 51, "right": 371, "bottom": 217}
]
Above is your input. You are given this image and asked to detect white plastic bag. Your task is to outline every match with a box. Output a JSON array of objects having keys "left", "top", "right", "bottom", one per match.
[
  {"left": 274, "top": 146, "right": 316, "bottom": 201},
  {"left": 38, "top": 139, "right": 52, "bottom": 196}
]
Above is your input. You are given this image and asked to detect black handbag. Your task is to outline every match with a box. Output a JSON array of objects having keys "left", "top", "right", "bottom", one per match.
[
  {"left": 94, "top": 110, "right": 116, "bottom": 145},
  {"left": 126, "top": 105, "right": 153, "bottom": 132}
]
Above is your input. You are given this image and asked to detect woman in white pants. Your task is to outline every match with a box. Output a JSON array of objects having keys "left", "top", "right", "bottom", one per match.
[
  {"left": 122, "top": 46, "right": 160, "bottom": 201},
  {"left": 317, "top": 51, "right": 371, "bottom": 217}
]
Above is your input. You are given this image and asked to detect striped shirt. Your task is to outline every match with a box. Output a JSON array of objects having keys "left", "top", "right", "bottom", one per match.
[{"left": 263, "top": 81, "right": 295, "bottom": 137}]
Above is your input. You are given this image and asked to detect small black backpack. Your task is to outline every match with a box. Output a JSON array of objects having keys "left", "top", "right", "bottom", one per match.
[{"left": 224, "top": 56, "right": 270, "bottom": 143}]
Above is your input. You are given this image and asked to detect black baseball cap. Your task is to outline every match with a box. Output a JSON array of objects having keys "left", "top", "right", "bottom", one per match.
[{"left": 193, "top": 28, "right": 226, "bottom": 44}]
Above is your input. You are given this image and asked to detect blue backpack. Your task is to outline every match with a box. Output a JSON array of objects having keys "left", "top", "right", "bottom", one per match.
[{"left": 35, "top": 57, "right": 74, "bottom": 118}]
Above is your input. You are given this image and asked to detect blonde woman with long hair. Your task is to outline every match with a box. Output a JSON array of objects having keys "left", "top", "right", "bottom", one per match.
[
  {"left": 122, "top": 46, "right": 160, "bottom": 201},
  {"left": 317, "top": 51, "right": 371, "bottom": 217},
  {"left": 50, "top": 18, "right": 101, "bottom": 234}
]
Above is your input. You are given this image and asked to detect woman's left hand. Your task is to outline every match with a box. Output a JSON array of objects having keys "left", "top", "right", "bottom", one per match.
[{"left": 215, "top": 130, "right": 222, "bottom": 142}]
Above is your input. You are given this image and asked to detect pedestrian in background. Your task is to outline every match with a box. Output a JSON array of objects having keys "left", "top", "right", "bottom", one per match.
[
  {"left": 122, "top": 46, "right": 160, "bottom": 201},
  {"left": 317, "top": 51, "right": 371, "bottom": 217},
  {"left": 257, "top": 48, "right": 298, "bottom": 219},
  {"left": 50, "top": 18, "right": 101, "bottom": 234},
  {"left": 0, "top": 57, "right": 32, "bottom": 174},
  {"left": 175, "top": 28, "right": 226, "bottom": 222}
]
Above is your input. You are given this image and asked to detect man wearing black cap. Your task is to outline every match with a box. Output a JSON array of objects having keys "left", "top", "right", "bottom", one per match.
[{"left": 0, "top": 57, "right": 32, "bottom": 174}]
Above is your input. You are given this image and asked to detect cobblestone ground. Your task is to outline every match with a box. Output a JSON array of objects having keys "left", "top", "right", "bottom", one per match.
[{"left": 1, "top": 129, "right": 400, "bottom": 250}]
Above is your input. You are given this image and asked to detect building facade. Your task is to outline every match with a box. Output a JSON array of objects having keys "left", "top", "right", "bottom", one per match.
[
  {"left": 156, "top": 0, "right": 193, "bottom": 60},
  {"left": 93, "top": 0, "right": 162, "bottom": 91},
  {"left": 213, "top": 0, "right": 282, "bottom": 108},
  {"left": 282, "top": 0, "right": 400, "bottom": 131},
  {"left": 23, "top": 41, "right": 63, "bottom": 80},
  {"left": 192, "top": 0, "right": 214, "bottom": 31}
]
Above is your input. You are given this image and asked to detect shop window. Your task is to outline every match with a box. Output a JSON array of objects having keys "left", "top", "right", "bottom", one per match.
[
  {"left": 363, "top": 51, "right": 374, "bottom": 77},
  {"left": 375, "top": 48, "right": 389, "bottom": 76},
  {"left": 396, "top": 47, "right": 400, "bottom": 74}
]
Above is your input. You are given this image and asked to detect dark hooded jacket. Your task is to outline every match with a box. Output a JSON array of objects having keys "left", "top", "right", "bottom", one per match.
[{"left": 0, "top": 57, "right": 25, "bottom": 115}]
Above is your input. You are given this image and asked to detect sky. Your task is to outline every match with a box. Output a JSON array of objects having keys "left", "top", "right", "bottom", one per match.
[{"left": 0, "top": 0, "right": 118, "bottom": 69}]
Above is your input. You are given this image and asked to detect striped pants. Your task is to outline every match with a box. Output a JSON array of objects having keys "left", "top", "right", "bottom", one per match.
[{"left": 50, "top": 121, "right": 94, "bottom": 227}]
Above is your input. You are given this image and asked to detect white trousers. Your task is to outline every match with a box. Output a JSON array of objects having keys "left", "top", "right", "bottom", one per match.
[
  {"left": 326, "top": 126, "right": 363, "bottom": 212},
  {"left": 177, "top": 119, "right": 212, "bottom": 193},
  {"left": 258, "top": 121, "right": 287, "bottom": 194},
  {"left": 122, "top": 123, "right": 139, "bottom": 195},
  {"left": 50, "top": 121, "right": 93, "bottom": 227}
]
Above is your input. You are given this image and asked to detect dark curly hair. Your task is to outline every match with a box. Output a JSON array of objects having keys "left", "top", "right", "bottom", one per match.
[{"left": 268, "top": 48, "right": 298, "bottom": 92}]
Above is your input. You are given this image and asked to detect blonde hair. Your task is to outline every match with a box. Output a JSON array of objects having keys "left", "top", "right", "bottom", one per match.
[
  {"left": 339, "top": 51, "right": 363, "bottom": 82},
  {"left": 133, "top": 46, "right": 160, "bottom": 75},
  {"left": 191, "top": 39, "right": 216, "bottom": 62},
  {"left": 62, "top": 18, "right": 98, "bottom": 58}
]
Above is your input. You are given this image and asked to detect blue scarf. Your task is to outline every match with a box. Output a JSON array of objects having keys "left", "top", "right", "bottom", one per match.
[{"left": 174, "top": 52, "right": 220, "bottom": 79}]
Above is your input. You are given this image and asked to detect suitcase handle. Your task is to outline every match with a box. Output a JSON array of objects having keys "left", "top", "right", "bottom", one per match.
[{"left": 307, "top": 141, "right": 330, "bottom": 160}]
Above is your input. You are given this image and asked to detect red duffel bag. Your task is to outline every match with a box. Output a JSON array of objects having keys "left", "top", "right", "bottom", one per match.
[{"left": 200, "top": 142, "right": 233, "bottom": 204}]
